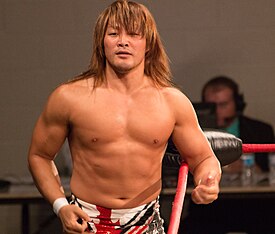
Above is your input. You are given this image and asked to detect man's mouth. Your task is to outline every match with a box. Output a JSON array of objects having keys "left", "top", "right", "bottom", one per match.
[{"left": 116, "top": 51, "right": 131, "bottom": 55}]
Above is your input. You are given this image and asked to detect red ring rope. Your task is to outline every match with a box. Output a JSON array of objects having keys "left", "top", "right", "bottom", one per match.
[
  {"left": 168, "top": 144, "right": 275, "bottom": 234},
  {"left": 242, "top": 144, "right": 275, "bottom": 153},
  {"left": 167, "top": 162, "right": 188, "bottom": 234}
]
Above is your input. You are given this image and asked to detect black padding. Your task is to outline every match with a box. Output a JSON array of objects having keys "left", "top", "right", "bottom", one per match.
[
  {"left": 162, "top": 152, "right": 182, "bottom": 168},
  {"left": 163, "top": 130, "right": 242, "bottom": 167},
  {"left": 204, "top": 130, "right": 242, "bottom": 166}
]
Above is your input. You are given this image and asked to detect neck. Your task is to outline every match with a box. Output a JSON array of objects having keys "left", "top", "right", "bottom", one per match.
[
  {"left": 220, "top": 115, "right": 238, "bottom": 129},
  {"left": 105, "top": 64, "right": 148, "bottom": 94}
]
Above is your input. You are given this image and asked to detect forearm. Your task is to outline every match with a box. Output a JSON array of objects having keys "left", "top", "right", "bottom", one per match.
[
  {"left": 190, "top": 155, "right": 221, "bottom": 204},
  {"left": 192, "top": 155, "right": 221, "bottom": 186},
  {"left": 28, "top": 154, "right": 65, "bottom": 204}
]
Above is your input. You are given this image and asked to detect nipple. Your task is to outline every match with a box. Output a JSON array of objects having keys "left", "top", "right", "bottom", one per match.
[
  {"left": 91, "top": 138, "right": 98, "bottom": 142},
  {"left": 153, "top": 139, "right": 159, "bottom": 144}
]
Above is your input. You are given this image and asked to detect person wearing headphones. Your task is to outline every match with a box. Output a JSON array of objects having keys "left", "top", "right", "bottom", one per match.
[
  {"left": 180, "top": 76, "right": 275, "bottom": 234},
  {"left": 201, "top": 75, "right": 274, "bottom": 173}
]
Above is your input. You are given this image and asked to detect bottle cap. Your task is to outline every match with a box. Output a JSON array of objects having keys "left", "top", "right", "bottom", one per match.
[{"left": 242, "top": 154, "right": 255, "bottom": 167}]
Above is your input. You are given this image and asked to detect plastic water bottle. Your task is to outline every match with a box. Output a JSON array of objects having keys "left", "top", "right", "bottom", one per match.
[
  {"left": 268, "top": 153, "right": 275, "bottom": 186},
  {"left": 241, "top": 154, "right": 255, "bottom": 186}
]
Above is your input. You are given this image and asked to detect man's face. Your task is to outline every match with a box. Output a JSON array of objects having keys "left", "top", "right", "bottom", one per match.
[
  {"left": 204, "top": 87, "right": 237, "bottom": 128},
  {"left": 103, "top": 26, "right": 147, "bottom": 74}
]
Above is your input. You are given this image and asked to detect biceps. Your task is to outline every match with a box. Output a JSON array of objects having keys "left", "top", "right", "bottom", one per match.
[
  {"left": 171, "top": 125, "right": 213, "bottom": 169},
  {"left": 29, "top": 116, "right": 68, "bottom": 160}
]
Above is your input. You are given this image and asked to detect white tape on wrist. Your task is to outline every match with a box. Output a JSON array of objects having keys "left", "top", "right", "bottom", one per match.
[{"left": 53, "top": 197, "right": 69, "bottom": 215}]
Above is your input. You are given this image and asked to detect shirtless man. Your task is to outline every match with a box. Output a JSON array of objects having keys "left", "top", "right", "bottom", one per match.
[{"left": 28, "top": 1, "right": 221, "bottom": 233}]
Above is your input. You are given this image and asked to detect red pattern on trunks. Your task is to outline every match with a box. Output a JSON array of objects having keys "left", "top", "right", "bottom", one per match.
[{"left": 93, "top": 205, "right": 121, "bottom": 233}]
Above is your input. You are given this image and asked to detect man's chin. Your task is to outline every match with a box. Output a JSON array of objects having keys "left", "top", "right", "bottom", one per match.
[{"left": 113, "top": 65, "right": 133, "bottom": 74}]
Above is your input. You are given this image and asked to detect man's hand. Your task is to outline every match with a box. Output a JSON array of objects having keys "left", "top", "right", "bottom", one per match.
[
  {"left": 59, "top": 204, "right": 91, "bottom": 234},
  {"left": 191, "top": 171, "right": 220, "bottom": 204}
]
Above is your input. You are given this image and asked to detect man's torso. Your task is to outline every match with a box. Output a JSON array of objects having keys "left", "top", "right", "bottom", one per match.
[{"left": 62, "top": 79, "right": 177, "bottom": 208}]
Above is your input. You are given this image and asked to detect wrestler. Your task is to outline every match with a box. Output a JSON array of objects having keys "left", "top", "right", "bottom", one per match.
[{"left": 28, "top": 1, "right": 221, "bottom": 233}]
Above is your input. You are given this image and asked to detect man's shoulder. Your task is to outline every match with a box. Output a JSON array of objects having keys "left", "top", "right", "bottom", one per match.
[
  {"left": 160, "top": 87, "right": 191, "bottom": 105},
  {"left": 43, "top": 79, "right": 91, "bottom": 111},
  {"left": 161, "top": 86, "right": 186, "bottom": 99},
  {"left": 240, "top": 115, "right": 274, "bottom": 143},
  {"left": 159, "top": 87, "right": 196, "bottom": 116},
  {"left": 53, "top": 78, "right": 92, "bottom": 96},
  {"left": 241, "top": 115, "right": 273, "bottom": 129}
]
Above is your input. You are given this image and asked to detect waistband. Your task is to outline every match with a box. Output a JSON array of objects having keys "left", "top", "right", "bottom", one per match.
[{"left": 70, "top": 194, "right": 163, "bottom": 233}]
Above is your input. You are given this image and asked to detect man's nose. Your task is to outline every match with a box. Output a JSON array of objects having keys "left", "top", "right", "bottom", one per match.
[{"left": 117, "top": 33, "right": 129, "bottom": 47}]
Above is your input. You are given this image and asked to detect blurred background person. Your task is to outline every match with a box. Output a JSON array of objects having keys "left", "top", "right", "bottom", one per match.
[
  {"left": 180, "top": 76, "right": 275, "bottom": 234},
  {"left": 202, "top": 75, "right": 275, "bottom": 174}
]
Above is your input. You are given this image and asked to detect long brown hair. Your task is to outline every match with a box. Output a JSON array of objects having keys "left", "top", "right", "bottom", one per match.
[{"left": 72, "top": 0, "right": 173, "bottom": 88}]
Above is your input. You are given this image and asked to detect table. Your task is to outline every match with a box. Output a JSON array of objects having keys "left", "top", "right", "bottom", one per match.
[
  {"left": 162, "top": 172, "right": 275, "bottom": 196},
  {"left": 161, "top": 174, "right": 275, "bottom": 233},
  {"left": 163, "top": 182, "right": 275, "bottom": 197},
  {"left": 2, "top": 176, "right": 275, "bottom": 234},
  {"left": 0, "top": 177, "right": 71, "bottom": 234}
]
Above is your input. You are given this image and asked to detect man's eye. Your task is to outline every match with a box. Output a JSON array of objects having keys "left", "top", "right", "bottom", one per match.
[{"left": 129, "top": 32, "right": 141, "bottom": 37}]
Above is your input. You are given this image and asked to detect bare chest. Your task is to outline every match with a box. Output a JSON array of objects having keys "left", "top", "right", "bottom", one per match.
[{"left": 69, "top": 92, "right": 174, "bottom": 146}]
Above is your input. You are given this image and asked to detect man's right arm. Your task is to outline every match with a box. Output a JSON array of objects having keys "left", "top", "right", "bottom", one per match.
[
  {"left": 27, "top": 85, "right": 90, "bottom": 232},
  {"left": 28, "top": 85, "right": 70, "bottom": 204}
]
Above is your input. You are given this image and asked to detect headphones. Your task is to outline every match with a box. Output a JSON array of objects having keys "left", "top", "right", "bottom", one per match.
[
  {"left": 202, "top": 76, "right": 246, "bottom": 114},
  {"left": 234, "top": 93, "right": 246, "bottom": 113}
]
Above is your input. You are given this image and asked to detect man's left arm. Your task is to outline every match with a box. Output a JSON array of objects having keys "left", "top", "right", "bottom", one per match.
[{"left": 170, "top": 91, "right": 221, "bottom": 204}]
